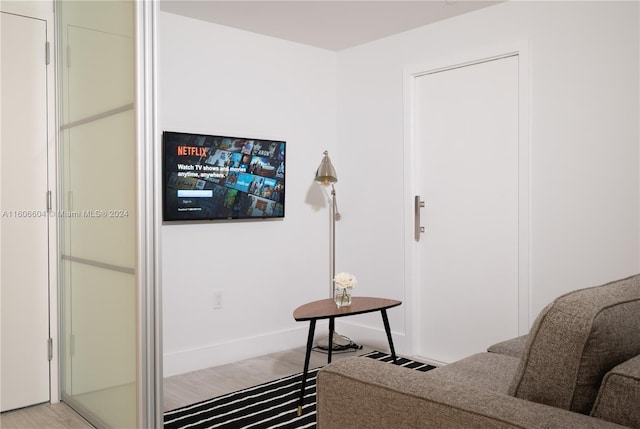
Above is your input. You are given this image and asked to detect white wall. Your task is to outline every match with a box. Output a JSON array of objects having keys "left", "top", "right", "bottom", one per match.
[
  {"left": 335, "top": 0, "right": 639, "bottom": 351},
  {"left": 160, "top": 12, "right": 338, "bottom": 376},
  {"left": 161, "top": 1, "right": 640, "bottom": 375}
]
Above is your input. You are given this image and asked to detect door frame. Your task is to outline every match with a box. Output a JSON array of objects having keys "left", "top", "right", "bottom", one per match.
[{"left": 402, "top": 42, "right": 531, "bottom": 357}]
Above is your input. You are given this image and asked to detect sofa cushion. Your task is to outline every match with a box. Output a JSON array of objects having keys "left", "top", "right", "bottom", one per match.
[
  {"left": 508, "top": 274, "right": 640, "bottom": 414},
  {"left": 318, "top": 358, "right": 629, "bottom": 429},
  {"left": 590, "top": 354, "right": 640, "bottom": 428},
  {"left": 430, "top": 352, "right": 519, "bottom": 394},
  {"left": 487, "top": 335, "right": 528, "bottom": 358}
]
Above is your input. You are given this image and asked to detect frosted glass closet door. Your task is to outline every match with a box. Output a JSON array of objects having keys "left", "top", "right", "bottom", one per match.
[{"left": 58, "top": 2, "right": 137, "bottom": 427}]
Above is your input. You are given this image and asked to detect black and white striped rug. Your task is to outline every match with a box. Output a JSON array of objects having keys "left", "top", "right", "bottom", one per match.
[{"left": 164, "top": 351, "right": 435, "bottom": 429}]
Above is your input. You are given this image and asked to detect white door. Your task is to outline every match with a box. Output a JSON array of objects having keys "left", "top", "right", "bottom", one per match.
[
  {"left": 0, "top": 12, "right": 50, "bottom": 411},
  {"left": 414, "top": 55, "right": 520, "bottom": 364}
]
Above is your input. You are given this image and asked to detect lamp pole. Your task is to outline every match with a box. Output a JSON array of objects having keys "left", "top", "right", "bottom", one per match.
[
  {"left": 314, "top": 151, "right": 354, "bottom": 351},
  {"left": 329, "top": 184, "right": 340, "bottom": 299},
  {"left": 314, "top": 150, "right": 339, "bottom": 300}
]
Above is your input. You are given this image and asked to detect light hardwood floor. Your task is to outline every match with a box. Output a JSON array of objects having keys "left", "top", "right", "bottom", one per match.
[
  {"left": 0, "top": 345, "right": 372, "bottom": 428},
  {"left": 0, "top": 402, "right": 93, "bottom": 429},
  {"left": 163, "top": 344, "right": 373, "bottom": 411}
]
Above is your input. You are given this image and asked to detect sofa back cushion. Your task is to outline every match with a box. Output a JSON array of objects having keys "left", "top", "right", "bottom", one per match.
[
  {"left": 508, "top": 274, "right": 640, "bottom": 414},
  {"left": 590, "top": 354, "right": 640, "bottom": 428}
]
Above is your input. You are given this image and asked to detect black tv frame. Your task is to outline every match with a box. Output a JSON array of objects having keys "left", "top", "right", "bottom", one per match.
[{"left": 162, "top": 131, "right": 286, "bottom": 222}]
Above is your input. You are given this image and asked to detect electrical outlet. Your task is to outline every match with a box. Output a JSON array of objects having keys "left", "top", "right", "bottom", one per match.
[{"left": 213, "top": 291, "right": 223, "bottom": 309}]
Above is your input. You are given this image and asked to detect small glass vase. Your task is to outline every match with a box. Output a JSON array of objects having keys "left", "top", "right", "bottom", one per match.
[{"left": 334, "top": 287, "right": 352, "bottom": 307}]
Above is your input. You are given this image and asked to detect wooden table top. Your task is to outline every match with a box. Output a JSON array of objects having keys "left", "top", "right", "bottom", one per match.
[{"left": 293, "top": 297, "right": 402, "bottom": 321}]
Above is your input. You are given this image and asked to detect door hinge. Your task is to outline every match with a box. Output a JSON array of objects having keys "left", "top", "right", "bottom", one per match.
[
  {"left": 47, "top": 338, "right": 53, "bottom": 361},
  {"left": 47, "top": 190, "right": 52, "bottom": 212},
  {"left": 45, "top": 41, "right": 50, "bottom": 65},
  {"left": 414, "top": 195, "right": 426, "bottom": 241}
]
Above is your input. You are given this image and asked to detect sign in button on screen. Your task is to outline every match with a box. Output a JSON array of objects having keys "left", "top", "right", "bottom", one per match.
[{"left": 177, "top": 190, "right": 213, "bottom": 198}]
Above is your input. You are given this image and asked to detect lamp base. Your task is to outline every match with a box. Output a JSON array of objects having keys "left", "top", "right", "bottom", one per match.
[{"left": 315, "top": 331, "right": 361, "bottom": 351}]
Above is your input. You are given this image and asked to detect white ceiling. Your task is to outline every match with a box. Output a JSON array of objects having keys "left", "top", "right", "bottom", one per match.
[{"left": 159, "top": 1, "right": 501, "bottom": 51}]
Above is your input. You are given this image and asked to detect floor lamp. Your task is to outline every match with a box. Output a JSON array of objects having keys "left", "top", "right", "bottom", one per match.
[{"left": 314, "top": 151, "right": 358, "bottom": 350}]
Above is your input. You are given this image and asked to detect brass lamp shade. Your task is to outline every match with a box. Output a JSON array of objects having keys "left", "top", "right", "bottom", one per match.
[{"left": 314, "top": 150, "right": 338, "bottom": 187}]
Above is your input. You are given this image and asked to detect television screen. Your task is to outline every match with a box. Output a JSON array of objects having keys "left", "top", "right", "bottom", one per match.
[{"left": 163, "top": 131, "right": 285, "bottom": 221}]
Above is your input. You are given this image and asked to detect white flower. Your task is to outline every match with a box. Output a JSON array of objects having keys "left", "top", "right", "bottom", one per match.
[{"left": 334, "top": 272, "right": 357, "bottom": 289}]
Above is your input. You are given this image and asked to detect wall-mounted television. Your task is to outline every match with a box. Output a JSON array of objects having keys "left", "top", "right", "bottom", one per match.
[{"left": 163, "top": 131, "right": 285, "bottom": 221}]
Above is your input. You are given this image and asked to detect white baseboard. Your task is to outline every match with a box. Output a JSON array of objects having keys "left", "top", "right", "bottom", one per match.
[
  {"left": 327, "top": 320, "right": 410, "bottom": 356},
  {"left": 411, "top": 355, "right": 448, "bottom": 367},
  {"left": 163, "top": 326, "right": 311, "bottom": 377},
  {"left": 163, "top": 320, "right": 412, "bottom": 377}
]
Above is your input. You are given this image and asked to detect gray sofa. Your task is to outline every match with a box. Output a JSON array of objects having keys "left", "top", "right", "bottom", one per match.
[{"left": 317, "top": 274, "right": 640, "bottom": 428}]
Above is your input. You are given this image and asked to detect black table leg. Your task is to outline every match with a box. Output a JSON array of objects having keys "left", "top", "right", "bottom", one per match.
[
  {"left": 298, "top": 319, "right": 316, "bottom": 416},
  {"left": 381, "top": 309, "right": 397, "bottom": 364},
  {"left": 327, "top": 317, "right": 335, "bottom": 364}
]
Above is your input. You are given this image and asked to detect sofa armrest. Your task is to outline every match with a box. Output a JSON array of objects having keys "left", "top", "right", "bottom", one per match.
[
  {"left": 317, "top": 357, "right": 627, "bottom": 429},
  {"left": 487, "top": 335, "right": 528, "bottom": 358}
]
